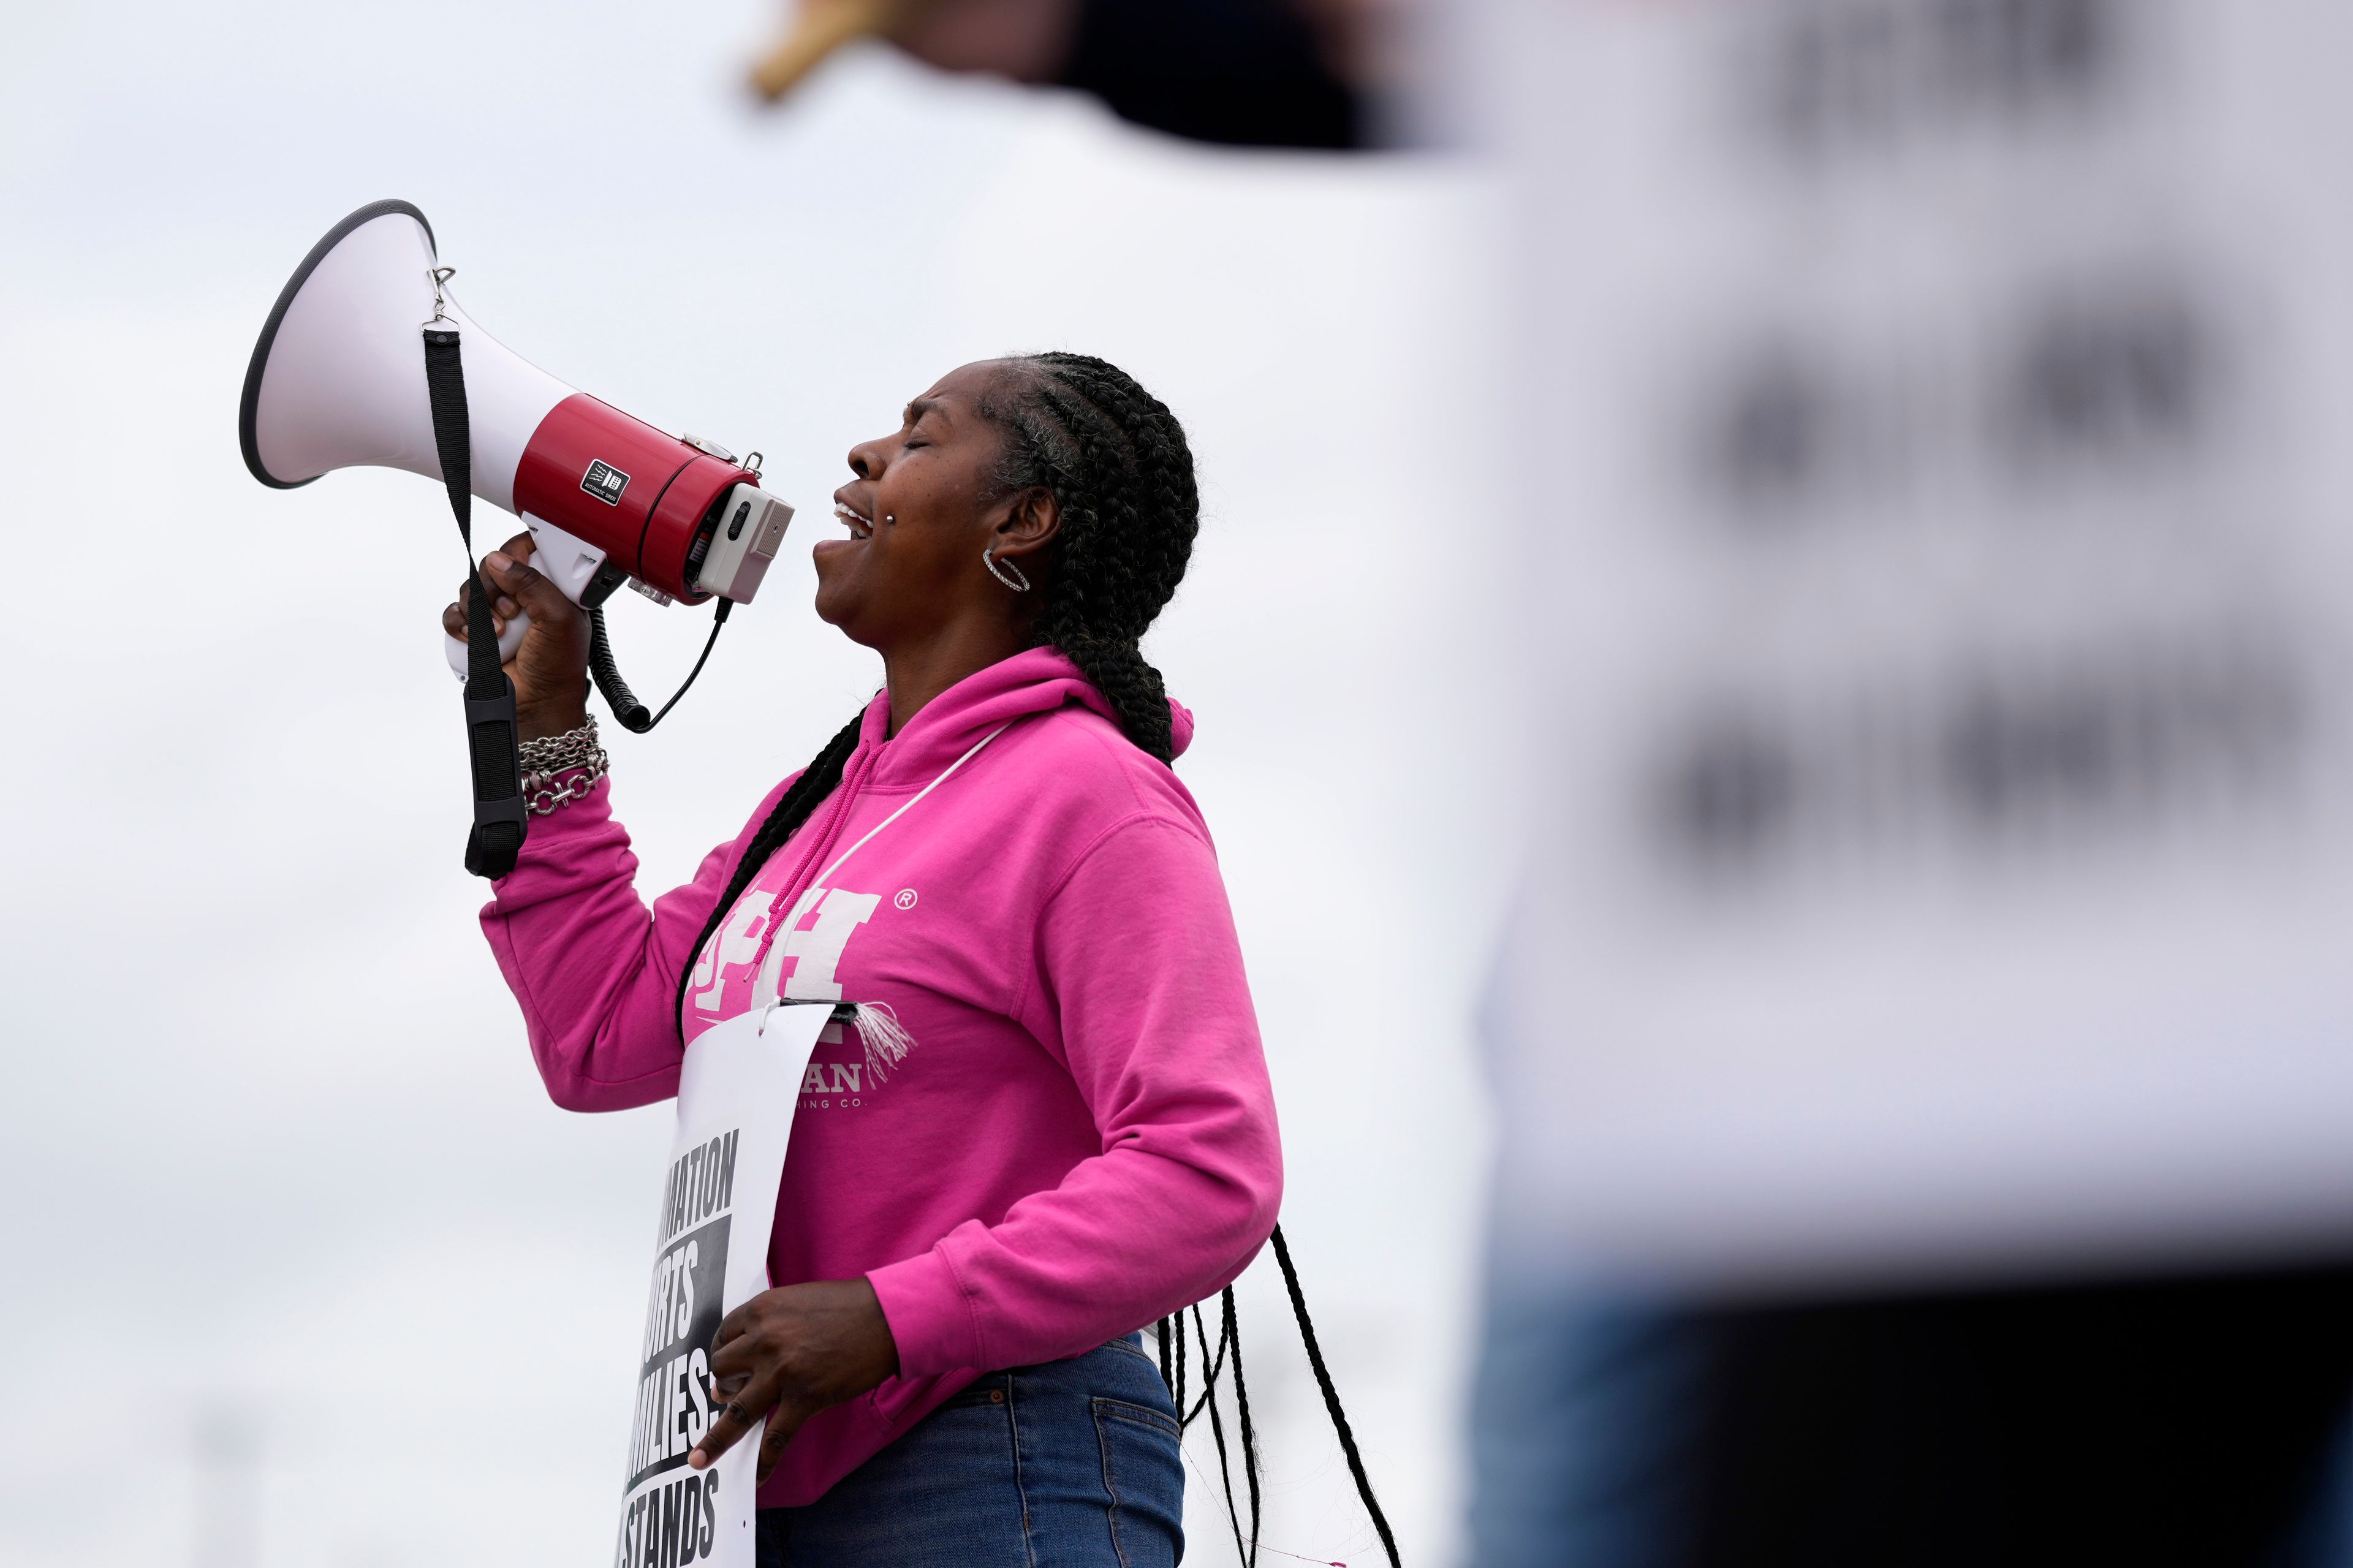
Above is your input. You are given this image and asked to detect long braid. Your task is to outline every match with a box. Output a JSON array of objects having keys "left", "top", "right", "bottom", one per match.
[
  {"left": 671, "top": 714, "right": 863, "bottom": 1042},
  {"left": 990, "top": 358, "right": 1400, "bottom": 1562},
  {"left": 979, "top": 353, "right": 1199, "bottom": 763}
]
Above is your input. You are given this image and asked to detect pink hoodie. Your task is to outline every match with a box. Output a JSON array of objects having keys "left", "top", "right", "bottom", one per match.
[{"left": 480, "top": 646, "right": 1282, "bottom": 1506}]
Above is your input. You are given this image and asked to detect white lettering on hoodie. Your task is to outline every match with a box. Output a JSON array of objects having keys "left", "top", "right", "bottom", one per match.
[{"left": 751, "top": 886, "right": 883, "bottom": 1004}]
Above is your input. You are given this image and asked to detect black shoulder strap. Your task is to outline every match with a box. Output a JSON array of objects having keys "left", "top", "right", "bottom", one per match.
[{"left": 423, "top": 325, "right": 528, "bottom": 879}]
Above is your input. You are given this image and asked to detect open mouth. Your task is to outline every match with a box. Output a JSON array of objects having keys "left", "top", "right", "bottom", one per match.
[{"left": 833, "top": 502, "right": 873, "bottom": 540}]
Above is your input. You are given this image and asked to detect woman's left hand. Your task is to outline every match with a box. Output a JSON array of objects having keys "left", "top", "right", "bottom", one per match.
[{"left": 689, "top": 1278, "right": 901, "bottom": 1483}]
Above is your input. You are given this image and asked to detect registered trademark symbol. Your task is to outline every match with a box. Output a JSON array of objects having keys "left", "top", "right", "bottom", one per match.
[{"left": 895, "top": 888, "right": 917, "bottom": 910}]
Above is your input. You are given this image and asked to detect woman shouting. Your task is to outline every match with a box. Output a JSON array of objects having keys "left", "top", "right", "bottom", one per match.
[{"left": 449, "top": 353, "right": 1281, "bottom": 1567}]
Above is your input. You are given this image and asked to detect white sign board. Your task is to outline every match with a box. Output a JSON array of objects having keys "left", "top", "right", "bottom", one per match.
[
  {"left": 1474, "top": 0, "right": 2353, "bottom": 1288},
  {"left": 612, "top": 1003, "right": 828, "bottom": 1568}
]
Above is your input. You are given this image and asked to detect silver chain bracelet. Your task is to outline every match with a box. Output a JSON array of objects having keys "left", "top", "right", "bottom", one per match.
[
  {"left": 520, "top": 717, "right": 608, "bottom": 817},
  {"left": 521, "top": 714, "right": 602, "bottom": 772}
]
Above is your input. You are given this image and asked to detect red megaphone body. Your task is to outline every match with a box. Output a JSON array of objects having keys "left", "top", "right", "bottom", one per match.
[{"left": 240, "top": 200, "right": 794, "bottom": 672}]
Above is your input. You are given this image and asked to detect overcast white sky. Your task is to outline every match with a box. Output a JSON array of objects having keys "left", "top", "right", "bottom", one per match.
[{"left": 0, "top": 4, "right": 1514, "bottom": 1565}]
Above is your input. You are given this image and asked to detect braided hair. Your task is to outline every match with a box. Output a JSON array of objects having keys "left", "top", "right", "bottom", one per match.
[
  {"left": 977, "top": 351, "right": 1200, "bottom": 764},
  {"left": 671, "top": 353, "right": 1200, "bottom": 1038}
]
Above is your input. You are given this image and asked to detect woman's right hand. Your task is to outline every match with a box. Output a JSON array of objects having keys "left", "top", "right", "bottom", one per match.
[{"left": 442, "top": 531, "right": 593, "bottom": 741}]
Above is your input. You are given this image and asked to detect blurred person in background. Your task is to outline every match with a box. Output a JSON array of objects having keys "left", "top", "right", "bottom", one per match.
[
  {"left": 751, "top": 0, "right": 1411, "bottom": 148},
  {"left": 1472, "top": 1263, "right": 2353, "bottom": 1566},
  {"left": 1452, "top": 0, "right": 2353, "bottom": 1562},
  {"left": 448, "top": 354, "right": 1281, "bottom": 1565}
]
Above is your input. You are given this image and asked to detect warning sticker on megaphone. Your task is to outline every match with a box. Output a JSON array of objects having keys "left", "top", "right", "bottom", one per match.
[{"left": 582, "top": 460, "right": 631, "bottom": 506}]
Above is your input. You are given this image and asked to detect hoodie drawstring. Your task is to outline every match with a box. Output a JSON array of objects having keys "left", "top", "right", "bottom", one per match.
[{"left": 744, "top": 740, "right": 877, "bottom": 978}]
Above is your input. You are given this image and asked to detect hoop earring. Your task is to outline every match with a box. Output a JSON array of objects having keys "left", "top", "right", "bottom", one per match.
[{"left": 983, "top": 545, "right": 1032, "bottom": 593}]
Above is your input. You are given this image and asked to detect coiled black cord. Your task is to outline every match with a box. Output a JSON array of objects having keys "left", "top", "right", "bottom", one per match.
[{"left": 589, "top": 599, "right": 730, "bottom": 735}]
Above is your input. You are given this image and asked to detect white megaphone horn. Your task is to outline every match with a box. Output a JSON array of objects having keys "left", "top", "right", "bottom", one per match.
[{"left": 238, "top": 200, "right": 794, "bottom": 700}]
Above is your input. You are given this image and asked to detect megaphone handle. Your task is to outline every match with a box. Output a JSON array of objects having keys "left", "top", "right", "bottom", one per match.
[
  {"left": 445, "top": 612, "right": 529, "bottom": 680},
  {"left": 589, "top": 600, "right": 731, "bottom": 736}
]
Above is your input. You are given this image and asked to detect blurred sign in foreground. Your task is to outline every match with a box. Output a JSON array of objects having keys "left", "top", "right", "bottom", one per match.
[{"left": 1479, "top": 0, "right": 2353, "bottom": 1288}]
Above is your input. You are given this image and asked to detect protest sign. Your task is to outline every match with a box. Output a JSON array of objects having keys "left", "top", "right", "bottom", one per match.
[{"left": 612, "top": 1002, "right": 829, "bottom": 1568}]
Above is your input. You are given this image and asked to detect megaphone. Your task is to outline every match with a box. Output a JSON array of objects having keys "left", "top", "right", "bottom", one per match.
[{"left": 238, "top": 199, "right": 794, "bottom": 684}]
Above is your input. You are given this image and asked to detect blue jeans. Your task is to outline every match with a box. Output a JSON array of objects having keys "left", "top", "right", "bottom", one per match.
[{"left": 757, "top": 1335, "right": 1185, "bottom": 1567}]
